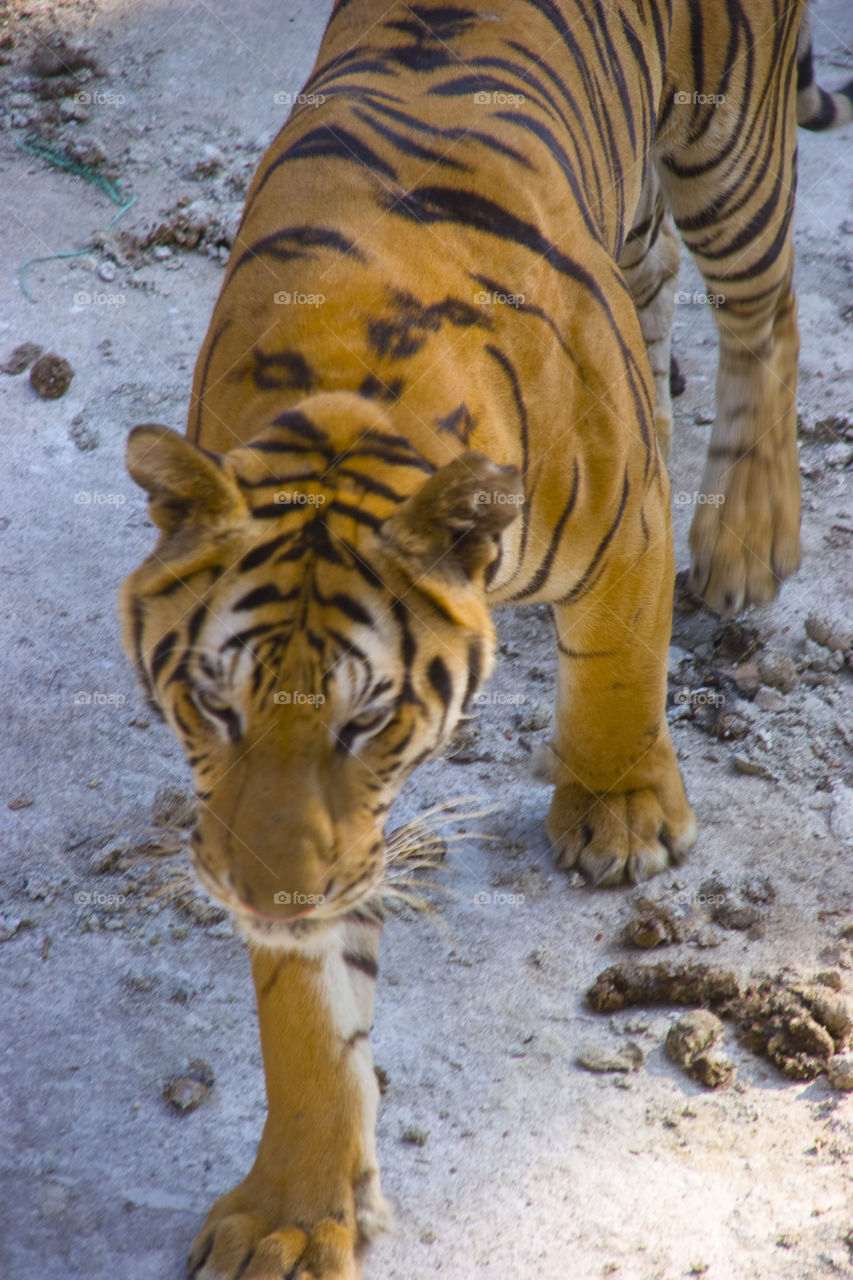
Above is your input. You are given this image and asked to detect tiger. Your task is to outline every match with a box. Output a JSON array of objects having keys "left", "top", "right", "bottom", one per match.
[{"left": 119, "top": 2, "right": 852, "bottom": 1276}]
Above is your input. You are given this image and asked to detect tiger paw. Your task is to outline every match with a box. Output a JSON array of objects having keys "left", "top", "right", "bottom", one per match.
[
  {"left": 187, "top": 1169, "right": 388, "bottom": 1280},
  {"left": 687, "top": 448, "right": 800, "bottom": 615},
  {"left": 545, "top": 780, "right": 697, "bottom": 886}
]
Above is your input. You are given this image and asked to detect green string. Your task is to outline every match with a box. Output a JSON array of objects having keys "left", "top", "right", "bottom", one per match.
[{"left": 16, "top": 134, "right": 137, "bottom": 302}]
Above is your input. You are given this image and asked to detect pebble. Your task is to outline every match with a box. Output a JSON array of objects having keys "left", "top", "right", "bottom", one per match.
[
  {"left": 97, "top": 259, "right": 117, "bottom": 282},
  {"left": 576, "top": 1041, "right": 644, "bottom": 1073},
  {"left": 731, "top": 754, "right": 777, "bottom": 782},
  {"left": 186, "top": 143, "right": 224, "bottom": 179},
  {"left": 7, "top": 793, "right": 34, "bottom": 810},
  {"left": 400, "top": 1126, "right": 429, "bottom": 1145},
  {"left": 620, "top": 896, "right": 683, "bottom": 949},
  {"left": 757, "top": 651, "right": 798, "bottom": 694},
  {"left": 152, "top": 245, "right": 173, "bottom": 260},
  {"left": 163, "top": 1059, "right": 214, "bottom": 1112},
  {"left": 754, "top": 687, "right": 786, "bottom": 712},
  {"left": 152, "top": 784, "right": 196, "bottom": 829},
  {"left": 827, "top": 1053, "right": 853, "bottom": 1091},
  {"left": 0, "top": 913, "right": 25, "bottom": 941},
  {"left": 825, "top": 442, "right": 853, "bottom": 468},
  {"left": 829, "top": 786, "right": 853, "bottom": 844},
  {"left": 805, "top": 614, "right": 852, "bottom": 653},
  {"left": 1, "top": 342, "right": 43, "bottom": 374},
  {"left": 731, "top": 661, "right": 761, "bottom": 697},
  {"left": 516, "top": 699, "right": 551, "bottom": 732},
  {"left": 29, "top": 353, "right": 74, "bottom": 399},
  {"left": 668, "top": 645, "right": 690, "bottom": 674}
]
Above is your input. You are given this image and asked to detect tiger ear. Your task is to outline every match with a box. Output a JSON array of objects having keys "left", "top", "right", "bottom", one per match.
[
  {"left": 126, "top": 424, "right": 244, "bottom": 536},
  {"left": 379, "top": 451, "right": 523, "bottom": 582}
]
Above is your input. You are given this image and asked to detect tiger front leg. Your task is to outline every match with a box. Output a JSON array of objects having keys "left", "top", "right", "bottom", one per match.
[
  {"left": 188, "top": 930, "right": 389, "bottom": 1280},
  {"left": 542, "top": 493, "right": 696, "bottom": 886}
]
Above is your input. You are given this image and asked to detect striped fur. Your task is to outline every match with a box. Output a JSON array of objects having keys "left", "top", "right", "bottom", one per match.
[{"left": 119, "top": 3, "right": 849, "bottom": 1275}]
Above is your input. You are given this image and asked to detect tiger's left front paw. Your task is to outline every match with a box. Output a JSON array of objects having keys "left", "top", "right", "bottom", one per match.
[{"left": 545, "top": 779, "right": 697, "bottom": 887}]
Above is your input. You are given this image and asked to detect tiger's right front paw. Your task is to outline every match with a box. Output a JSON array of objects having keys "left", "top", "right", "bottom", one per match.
[{"left": 187, "top": 1167, "right": 388, "bottom": 1280}]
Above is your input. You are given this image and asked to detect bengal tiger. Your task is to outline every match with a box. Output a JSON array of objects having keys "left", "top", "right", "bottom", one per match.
[{"left": 120, "top": 2, "right": 852, "bottom": 1276}]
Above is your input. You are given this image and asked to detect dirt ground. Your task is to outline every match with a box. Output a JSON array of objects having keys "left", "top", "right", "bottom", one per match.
[{"left": 1, "top": 2, "right": 852, "bottom": 1278}]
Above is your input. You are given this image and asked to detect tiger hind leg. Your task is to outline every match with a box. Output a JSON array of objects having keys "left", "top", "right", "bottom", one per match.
[
  {"left": 657, "top": 11, "right": 802, "bottom": 616},
  {"left": 619, "top": 171, "right": 681, "bottom": 464}
]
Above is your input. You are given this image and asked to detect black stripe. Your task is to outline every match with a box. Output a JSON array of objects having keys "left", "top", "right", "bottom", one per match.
[
  {"left": 344, "top": 950, "right": 379, "bottom": 978},
  {"left": 238, "top": 533, "right": 297, "bottom": 571},
  {"left": 559, "top": 469, "right": 630, "bottom": 605},
  {"left": 150, "top": 631, "right": 178, "bottom": 682},
  {"left": 233, "top": 584, "right": 300, "bottom": 611},
  {"left": 514, "top": 458, "right": 580, "bottom": 600},
  {"left": 427, "top": 655, "right": 453, "bottom": 713}
]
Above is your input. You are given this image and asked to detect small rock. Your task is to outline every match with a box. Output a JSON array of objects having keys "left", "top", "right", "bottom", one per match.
[
  {"left": 0, "top": 914, "right": 25, "bottom": 942},
  {"left": 163, "top": 1059, "right": 214, "bottom": 1112},
  {"left": 1, "top": 342, "right": 43, "bottom": 374},
  {"left": 754, "top": 687, "right": 786, "bottom": 712},
  {"left": 825, "top": 442, "right": 853, "bottom": 468},
  {"left": 668, "top": 645, "right": 690, "bottom": 674},
  {"left": 757, "top": 651, "right": 798, "bottom": 694},
  {"left": 152, "top": 245, "right": 173, "bottom": 260},
  {"left": 152, "top": 785, "right": 196, "bottom": 829},
  {"left": 710, "top": 709, "right": 751, "bottom": 741},
  {"left": 97, "top": 259, "right": 117, "bottom": 282},
  {"left": 27, "top": 38, "right": 98, "bottom": 77},
  {"left": 731, "top": 661, "right": 761, "bottom": 697},
  {"left": 827, "top": 1053, "right": 853, "bottom": 1091},
  {"left": 186, "top": 144, "right": 224, "bottom": 179},
  {"left": 374, "top": 1065, "right": 390, "bottom": 1094},
  {"left": 400, "top": 1126, "right": 429, "bottom": 1145},
  {"left": 730, "top": 754, "right": 777, "bottom": 782},
  {"left": 814, "top": 970, "right": 843, "bottom": 992},
  {"left": 575, "top": 1041, "right": 644, "bottom": 1073},
  {"left": 8, "top": 793, "right": 34, "bottom": 810},
  {"left": 620, "top": 896, "right": 683, "bottom": 949},
  {"left": 516, "top": 699, "right": 551, "bottom": 732},
  {"left": 830, "top": 787, "right": 853, "bottom": 844},
  {"left": 30, "top": 353, "right": 74, "bottom": 400},
  {"left": 805, "top": 615, "right": 852, "bottom": 653}
]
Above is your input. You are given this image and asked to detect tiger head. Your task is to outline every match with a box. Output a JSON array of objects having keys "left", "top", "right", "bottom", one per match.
[{"left": 120, "top": 407, "right": 522, "bottom": 946}]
